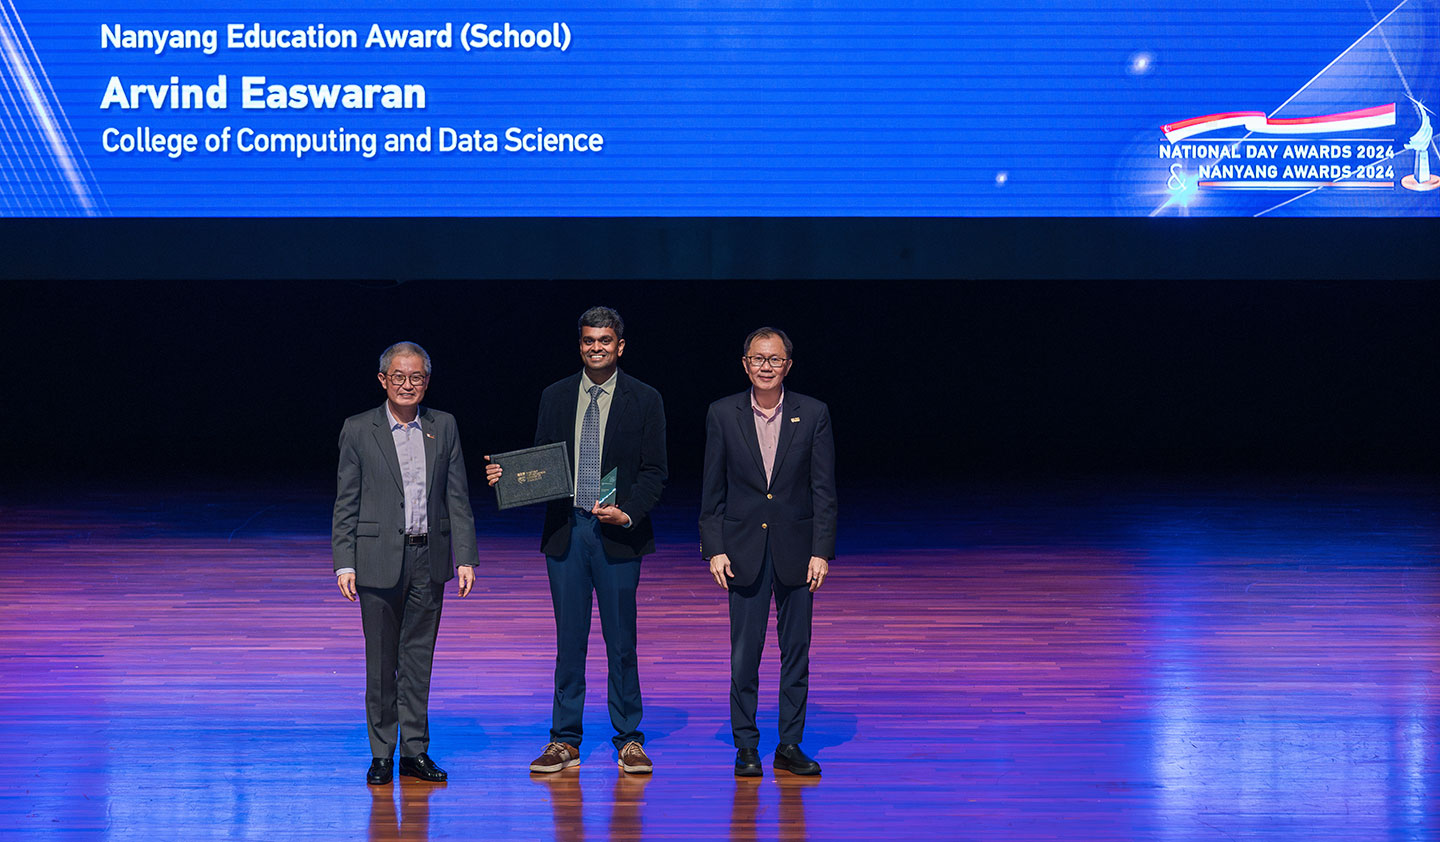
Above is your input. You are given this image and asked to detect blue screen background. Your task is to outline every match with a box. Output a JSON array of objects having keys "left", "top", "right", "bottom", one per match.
[{"left": 1, "top": 0, "right": 1436, "bottom": 217}]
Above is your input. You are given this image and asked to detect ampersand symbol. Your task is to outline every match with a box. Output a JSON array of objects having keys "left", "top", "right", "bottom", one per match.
[{"left": 1167, "top": 163, "right": 1186, "bottom": 192}]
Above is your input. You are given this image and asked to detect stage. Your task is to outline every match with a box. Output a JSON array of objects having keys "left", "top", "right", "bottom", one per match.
[{"left": 0, "top": 479, "right": 1434, "bottom": 840}]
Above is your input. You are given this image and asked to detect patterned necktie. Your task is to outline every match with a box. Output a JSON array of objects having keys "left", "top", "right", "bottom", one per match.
[{"left": 576, "top": 384, "right": 603, "bottom": 507}]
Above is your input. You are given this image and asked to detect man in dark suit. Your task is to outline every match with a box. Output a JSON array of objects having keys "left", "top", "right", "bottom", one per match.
[
  {"left": 700, "top": 327, "right": 836, "bottom": 777},
  {"left": 333, "top": 341, "right": 477, "bottom": 786},
  {"left": 487, "top": 306, "right": 667, "bottom": 775}
]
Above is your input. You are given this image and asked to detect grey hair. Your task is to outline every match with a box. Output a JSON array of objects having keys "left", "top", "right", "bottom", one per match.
[
  {"left": 379, "top": 341, "right": 432, "bottom": 375},
  {"left": 743, "top": 326, "right": 793, "bottom": 359},
  {"left": 578, "top": 306, "right": 625, "bottom": 341}
]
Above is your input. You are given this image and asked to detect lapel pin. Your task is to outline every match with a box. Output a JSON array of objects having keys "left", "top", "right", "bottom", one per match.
[
  {"left": 426, "top": 432, "right": 435, "bottom": 439},
  {"left": 790, "top": 417, "right": 800, "bottom": 423}
]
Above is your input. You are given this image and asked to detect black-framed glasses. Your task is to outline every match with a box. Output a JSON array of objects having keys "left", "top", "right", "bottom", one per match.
[
  {"left": 384, "top": 373, "right": 429, "bottom": 387},
  {"left": 744, "top": 355, "right": 789, "bottom": 369}
]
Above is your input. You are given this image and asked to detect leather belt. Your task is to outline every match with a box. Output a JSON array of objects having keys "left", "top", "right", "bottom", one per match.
[{"left": 404, "top": 533, "right": 428, "bottom": 546}]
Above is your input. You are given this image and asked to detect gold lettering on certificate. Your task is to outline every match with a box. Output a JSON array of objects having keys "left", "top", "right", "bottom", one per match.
[{"left": 516, "top": 469, "right": 546, "bottom": 484}]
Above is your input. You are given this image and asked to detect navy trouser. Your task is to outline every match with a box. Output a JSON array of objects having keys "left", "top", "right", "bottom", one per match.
[
  {"left": 729, "top": 542, "right": 814, "bottom": 749},
  {"left": 547, "top": 510, "right": 644, "bottom": 750}
]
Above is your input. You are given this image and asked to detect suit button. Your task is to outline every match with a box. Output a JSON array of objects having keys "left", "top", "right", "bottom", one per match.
[
  {"left": 762, "top": 523, "right": 768, "bottom": 529},
  {"left": 766, "top": 493, "right": 773, "bottom": 499}
]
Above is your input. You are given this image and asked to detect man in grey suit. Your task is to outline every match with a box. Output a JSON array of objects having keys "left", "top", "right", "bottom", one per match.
[{"left": 333, "top": 341, "right": 477, "bottom": 785}]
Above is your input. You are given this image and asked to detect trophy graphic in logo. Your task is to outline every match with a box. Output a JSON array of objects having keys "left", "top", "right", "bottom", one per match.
[{"left": 1401, "top": 97, "right": 1440, "bottom": 192}]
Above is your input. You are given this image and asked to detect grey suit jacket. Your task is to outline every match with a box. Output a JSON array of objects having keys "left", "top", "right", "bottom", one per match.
[{"left": 332, "top": 404, "right": 478, "bottom": 588}]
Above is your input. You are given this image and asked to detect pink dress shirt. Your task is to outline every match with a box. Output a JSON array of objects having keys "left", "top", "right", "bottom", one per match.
[{"left": 751, "top": 388, "right": 783, "bottom": 485}]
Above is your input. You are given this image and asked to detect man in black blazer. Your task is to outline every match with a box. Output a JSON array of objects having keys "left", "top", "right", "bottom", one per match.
[
  {"left": 700, "top": 327, "right": 836, "bottom": 777},
  {"left": 487, "top": 307, "right": 667, "bottom": 775},
  {"left": 332, "top": 342, "right": 477, "bottom": 785}
]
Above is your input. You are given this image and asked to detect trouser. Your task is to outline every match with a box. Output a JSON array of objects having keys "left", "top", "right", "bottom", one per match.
[
  {"left": 728, "top": 542, "right": 814, "bottom": 749},
  {"left": 547, "top": 509, "right": 644, "bottom": 750},
  {"left": 359, "top": 543, "right": 444, "bottom": 758}
]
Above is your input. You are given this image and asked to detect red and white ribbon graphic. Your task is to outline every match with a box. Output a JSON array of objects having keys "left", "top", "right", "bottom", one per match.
[{"left": 1163, "top": 104, "right": 1395, "bottom": 143}]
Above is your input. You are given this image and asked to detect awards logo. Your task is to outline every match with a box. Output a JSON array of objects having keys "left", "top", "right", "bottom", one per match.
[{"left": 1159, "top": 105, "right": 1399, "bottom": 192}]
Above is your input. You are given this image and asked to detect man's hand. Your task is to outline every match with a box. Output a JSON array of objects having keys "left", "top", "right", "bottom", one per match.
[
  {"left": 457, "top": 566, "right": 475, "bottom": 598},
  {"left": 592, "top": 501, "right": 630, "bottom": 526},
  {"left": 806, "top": 556, "right": 829, "bottom": 592},
  {"left": 337, "top": 572, "right": 357, "bottom": 602},
  {"left": 709, "top": 553, "right": 734, "bottom": 590},
  {"left": 484, "top": 456, "right": 502, "bottom": 487}
]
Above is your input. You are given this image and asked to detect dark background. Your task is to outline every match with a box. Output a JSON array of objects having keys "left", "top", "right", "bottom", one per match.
[{"left": 3, "top": 217, "right": 1436, "bottom": 491}]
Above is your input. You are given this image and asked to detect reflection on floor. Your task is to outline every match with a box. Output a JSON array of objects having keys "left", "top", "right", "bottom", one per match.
[{"left": 0, "top": 480, "right": 1435, "bottom": 840}]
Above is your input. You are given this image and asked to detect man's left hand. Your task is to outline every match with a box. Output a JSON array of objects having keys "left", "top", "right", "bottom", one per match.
[
  {"left": 591, "top": 502, "right": 631, "bottom": 526},
  {"left": 807, "top": 556, "right": 830, "bottom": 592},
  {"left": 457, "top": 565, "right": 475, "bottom": 598}
]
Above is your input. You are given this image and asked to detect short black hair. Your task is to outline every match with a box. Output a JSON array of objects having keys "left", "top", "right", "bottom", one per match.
[
  {"left": 578, "top": 306, "right": 625, "bottom": 341},
  {"left": 743, "top": 326, "right": 793, "bottom": 359}
]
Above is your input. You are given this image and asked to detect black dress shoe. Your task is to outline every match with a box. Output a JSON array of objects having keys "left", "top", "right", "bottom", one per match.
[
  {"left": 773, "top": 744, "right": 821, "bottom": 776},
  {"left": 398, "top": 753, "right": 448, "bottom": 782},
  {"left": 734, "top": 748, "right": 762, "bottom": 777},
  {"left": 367, "top": 758, "right": 394, "bottom": 785}
]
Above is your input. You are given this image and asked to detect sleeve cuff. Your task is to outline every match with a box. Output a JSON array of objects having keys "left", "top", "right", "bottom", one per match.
[{"left": 335, "top": 568, "right": 356, "bottom": 577}]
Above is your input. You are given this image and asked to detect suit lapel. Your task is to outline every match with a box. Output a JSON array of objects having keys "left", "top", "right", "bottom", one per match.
[
  {"left": 420, "top": 408, "right": 439, "bottom": 494},
  {"left": 769, "top": 393, "right": 799, "bottom": 484},
  {"left": 603, "top": 374, "right": 629, "bottom": 469},
  {"left": 736, "top": 394, "right": 766, "bottom": 480},
  {"left": 370, "top": 405, "right": 403, "bottom": 491}
]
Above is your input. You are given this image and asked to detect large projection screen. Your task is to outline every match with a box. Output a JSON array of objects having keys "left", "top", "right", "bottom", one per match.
[{"left": 1, "top": 0, "right": 1437, "bottom": 218}]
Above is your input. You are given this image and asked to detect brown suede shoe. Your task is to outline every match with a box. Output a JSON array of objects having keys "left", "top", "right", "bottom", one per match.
[
  {"left": 617, "top": 741, "right": 653, "bottom": 774},
  {"left": 529, "top": 742, "right": 581, "bottom": 773}
]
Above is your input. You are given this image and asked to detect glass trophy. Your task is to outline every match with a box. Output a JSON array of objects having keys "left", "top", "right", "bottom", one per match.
[{"left": 597, "top": 467, "right": 618, "bottom": 506}]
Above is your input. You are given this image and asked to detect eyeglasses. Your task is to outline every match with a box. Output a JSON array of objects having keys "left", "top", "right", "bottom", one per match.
[
  {"left": 744, "top": 355, "right": 789, "bottom": 369},
  {"left": 384, "top": 373, "right": 429, "bottom": 387}
]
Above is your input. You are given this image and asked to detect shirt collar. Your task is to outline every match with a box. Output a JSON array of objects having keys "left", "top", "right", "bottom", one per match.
[
  {"left": 750, "top": 388, "right": 784, "bottom": 420},
  {"left": 385, "top": 403, "right": 422, "bottom": 430},
  {"left": 580, "top": 369, "right": 619, "bottom": 396}
]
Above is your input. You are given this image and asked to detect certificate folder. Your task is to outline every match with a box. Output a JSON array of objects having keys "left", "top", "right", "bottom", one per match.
[{"left": 491, "top": 442, "right": 573, "bottom": 510}]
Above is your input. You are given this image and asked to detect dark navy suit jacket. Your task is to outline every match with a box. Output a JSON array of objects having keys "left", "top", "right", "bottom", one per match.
[
  {"left": 699, "top": 390, "right": 837, "bottom": 588},
  {"left": 535, "top": 370, "right": 668, "bottom": 559}
]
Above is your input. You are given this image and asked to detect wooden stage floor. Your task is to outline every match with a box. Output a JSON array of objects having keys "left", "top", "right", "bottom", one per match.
[{"left": 0, "top": 480, "right": 1436, "bottom": 840}]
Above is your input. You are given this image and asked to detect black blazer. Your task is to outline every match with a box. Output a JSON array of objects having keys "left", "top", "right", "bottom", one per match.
[
  {"left": 332, "top": 405, "right": 478, "bottom": 588},
  {"left": 535, "top": 370, "right": 668, "bottom": 559},
  {"left": 699, "top": 390, "right": 837, "bottom": 588}
]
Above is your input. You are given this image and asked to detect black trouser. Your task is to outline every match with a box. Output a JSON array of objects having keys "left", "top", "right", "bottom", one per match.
[
  {"left": 359, "top": 543, "right": 444, "bottom": 758},
  {"left": 729, "top": 542, "right": 813, "bottom": 749},
  {"left": 547, "top": 509, "right": 644, "bottom": 751}
]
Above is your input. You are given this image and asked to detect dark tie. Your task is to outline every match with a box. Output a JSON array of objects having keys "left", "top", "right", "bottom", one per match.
[{"left": 576, "top": 384, "right": 603, "bottom": 507}]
